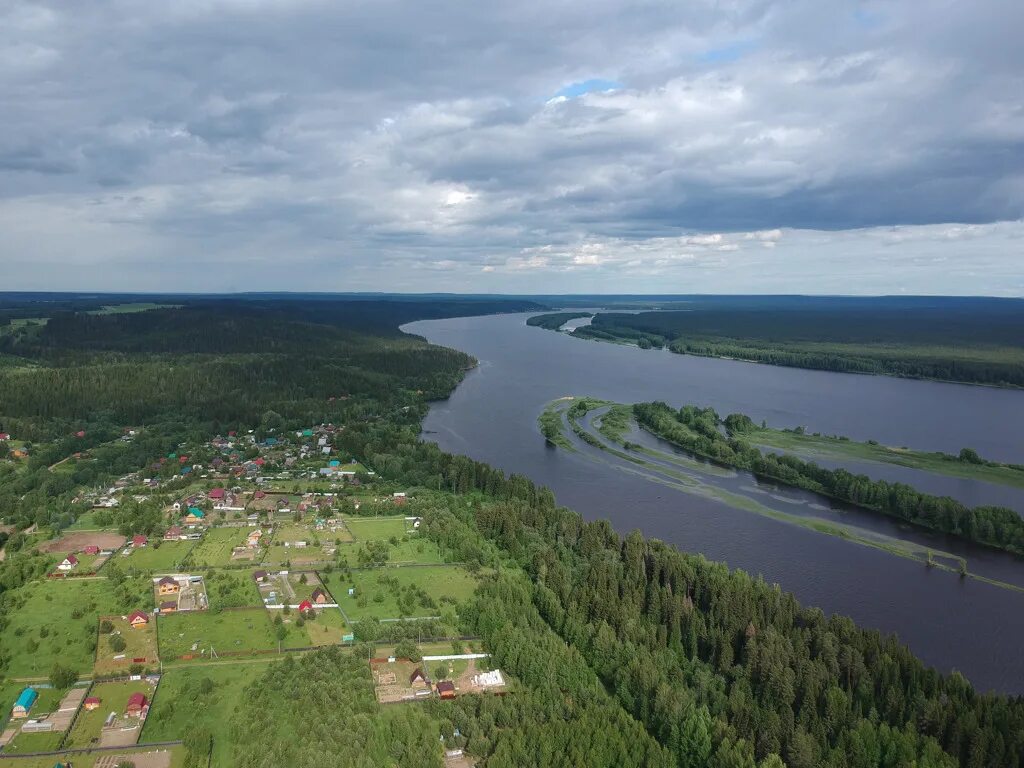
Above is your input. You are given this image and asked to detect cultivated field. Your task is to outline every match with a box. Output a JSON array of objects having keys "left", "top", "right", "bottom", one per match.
[
  {"left": 38, "top": 531, "right": 125, "bottom": 554},
  {"left": 185, "top": 527, "right": 251, "bottom": 567}
]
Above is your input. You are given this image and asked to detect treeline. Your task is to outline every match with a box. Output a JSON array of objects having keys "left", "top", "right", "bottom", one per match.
[
  {"left": 571, "top": 309, "right": 1024, "bottom": 386},
  {"left": 634, "top": 402, "right": 1024, "bottom": 556},
  {"left": 526, "top": 312, "right": 592, "bottom": 330},
  {"left": 414, "top": 489, "right": 1024, "bottom": 767}
]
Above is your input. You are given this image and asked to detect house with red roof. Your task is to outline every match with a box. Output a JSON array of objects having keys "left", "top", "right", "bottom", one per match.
[
  {"left": 128, "top": 610, "right": 149, "bottom": 628},
  {"left": 132, "top": 534, "right": 148, "bottom": 548},
  {"left": 84, "top": 696, "right": 102, "bottom": 711},
  {"left": 83, "top": 545, "right": 100, "bottom": 555},
  {"left": 298, "top": 599, "right": 314, "bottom": 614},
  {"left": 58, "top": 554, "right": 79, "bottom": 571},
  {"left": 125, "top": 692, "right": 148, "bottom": 717},
  {"left": 164, "top": 525, "right": 182, "bottom": 540},
  {"left": 208, "top": 488, "right": 225, "bottom": 500}
]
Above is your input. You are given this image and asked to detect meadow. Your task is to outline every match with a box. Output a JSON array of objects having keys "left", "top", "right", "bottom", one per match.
[
  {"left": 157, "top": 608, "right": 278, "bottom": 660},
  {"left": 0, "top": 579, "right": 149, "bottom": 677},
  {"left": 120, "top": 540, "right": 196, "bottom": 572},
  {"left": 94, "top": 615, "right": 159, "bottom": 675},
  {"left": 185, "top": 527, "right": 251, "bottom": 567},
  {"left": 324, "top": 564, "right": 478, "bottom": 623}
]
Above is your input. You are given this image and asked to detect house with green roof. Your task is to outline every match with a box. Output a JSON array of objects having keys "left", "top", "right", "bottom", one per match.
[{"left": 12, "top": 687, "right": 38, "bottom": 718}]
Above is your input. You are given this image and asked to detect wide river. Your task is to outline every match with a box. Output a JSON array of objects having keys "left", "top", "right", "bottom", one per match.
[{"left": 403, "top": 312, "right": 1024, "bottom": 694}]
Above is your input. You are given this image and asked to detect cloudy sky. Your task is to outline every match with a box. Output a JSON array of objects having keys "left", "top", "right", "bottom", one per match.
[{"left": 2, "top": 0, "right": 1022, "bottom": 294}]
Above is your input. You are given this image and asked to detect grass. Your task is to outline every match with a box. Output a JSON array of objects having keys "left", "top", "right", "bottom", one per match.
[
  {"left": 538, "top": 399, "right": 575, "bottom": 450},
  {"left": 49, "top": 552, "right": 106, "bottom": 575},
  {"left": 119, "top": 540, "right": 196, "bottom": 572},
  {"left": 344, "top": 517, "right": 410, "bottom": 541},
  {"left": 94, "top": 617, "right": 159, "bottom": 675},
  {"left": 0, "top": 579, "right": 150, "bottom": 677},
  {"left": 336, "top": 536, "right": 446, "bottom": 567},
  {"left": 157, "top": 608, "right": 279, "bottom": 660},
  {"left": 66, "top": 510, "right": 117, "bottom": 531},
  {"left": 141, "top": 661, "right": 275, "bottom": 768},
  {"left": 301, "top": 607, "right": 349, "bottom": 646},
  {"left": 64, "top": 678, "right": 155, "bottom": 748},
  {"left": 323, "top": 565, "right": 479, "bottom": 622},
  {"left": 186, "top": 527, "right": 251, "bottom": 567},
  {"left": 2, "top": 730, "right": 65, "bottom": 754},
  {"left": 86, "top": 302, "right": 180, "bottom": 315}
]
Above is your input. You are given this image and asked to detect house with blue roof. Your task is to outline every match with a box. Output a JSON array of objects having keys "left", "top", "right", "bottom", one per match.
[{"left": 12, "top": 687, "right": 38, "bottom": 718}]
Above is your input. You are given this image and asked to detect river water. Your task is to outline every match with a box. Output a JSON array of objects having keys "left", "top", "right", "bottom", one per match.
[{"left": 403, "top": 312, "right": 1024, "bottom": 694}]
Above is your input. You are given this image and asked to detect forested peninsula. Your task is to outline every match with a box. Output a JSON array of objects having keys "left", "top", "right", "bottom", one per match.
[
  {"left": 1, "top": 296, "right": 1022, "bottom": 767},
  {"left": 537, "top": 298, "right": 1024, "bottom": 387}
]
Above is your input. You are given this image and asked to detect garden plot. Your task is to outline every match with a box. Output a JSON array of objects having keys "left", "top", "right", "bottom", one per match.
[
  {"left": 49, "top": 551, "right": 107, "bottom": 576},
  {"left": 157, "top": 609, "right": 278, "bottom": 660},
  {"left": 152, "top": 574, "right": 208, "bottom": 612},
  {"left": 38, "top": 531, "right": 126, "bottom": 555},
  {"left": 0, "top": 579, "right": 151, "bottom": 677},
  {"left": 370, "top": 657, "right": 433, "bottom": 704},
  {"left": 119, "top": 540, "right": 194, "bottom": 572},
  {"left": 323, "top": 565, "right": 478, "bottom": 623},
  {"left": 263, "top": 524, "right": 335, "bottom": 566},
  {"left": 95, "top": 616, "right": 159, "bottom": 675},
  {"left": 257, "top": 570, "right": 330, "bottom": 607},
  {"left": 186, "top": 527, "right": 253, "bottom": 566},
  {"left": 64, "top": 678, "right": 158, "bottom": 749}
]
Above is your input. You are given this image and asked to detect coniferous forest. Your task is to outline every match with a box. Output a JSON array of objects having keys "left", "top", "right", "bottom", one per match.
[{"left": 1, "top": 297, "right": 1022, "bottom": 768}]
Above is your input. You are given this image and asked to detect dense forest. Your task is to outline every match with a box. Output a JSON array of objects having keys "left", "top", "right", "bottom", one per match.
[
  {"left": 633, "top": 402, "right": 1024, "bottom": 556},
  {"left": 525, "top": 311, "right": 593, "bottom": 330},
  {"left": 568, "top": 301, "right": 1024, "bottom": 386},
  {"left": 2, "top": 297, "right": 1023, "bottom": 767}
]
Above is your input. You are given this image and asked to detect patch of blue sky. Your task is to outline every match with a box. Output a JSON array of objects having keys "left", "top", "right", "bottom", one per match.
[{"left": 552, "top": 78, "right": 622, "bottom": 100}]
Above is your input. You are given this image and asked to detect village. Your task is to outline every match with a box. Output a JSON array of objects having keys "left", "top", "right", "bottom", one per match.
[{"left": 0, "top": 424, "right": 505, "bottom": 767}]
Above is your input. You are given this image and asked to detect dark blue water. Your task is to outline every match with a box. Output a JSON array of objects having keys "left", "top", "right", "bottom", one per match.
[{"left": 404, "top": 312, "right": 1024, "bottom": 694}]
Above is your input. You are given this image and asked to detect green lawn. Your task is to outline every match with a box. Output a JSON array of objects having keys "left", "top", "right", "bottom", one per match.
[
  {"left": 323, "top": 565, "right": 479, "bottom": 622},
  {"left": 343, "top": 516, "right": 411, "bottom": 541},
  {"left": 0, "top": 749, "right": 185, "bottom": 768},
  {"left": 50, "top": 552, "right": 106, "bottom": 575},
  {"left": 141, "top": 661, "right": 274, "bottom": 768},
  {"left": 120, "top": 540, "right": 196, "bottom": 572},
  {"left": 0, "top": 579, "right": 150, "bottom": 676},
  {"left": 301, "top": 607, "right": 349, "bottom": 646},
  {"left": 66, "top": 510, "right": 118, "bottom": 531},
  {"left": 186, "top": 527, "right": 251, "bottom": 567},
  {"left": 1, "top": 730, "right": 64, "bottom": 754},
  {"left": 64, "top": 678, "right": 156, "bottom": 748},
  {"left": 157, "top": 609, "right": 279, "bottom": 660}
]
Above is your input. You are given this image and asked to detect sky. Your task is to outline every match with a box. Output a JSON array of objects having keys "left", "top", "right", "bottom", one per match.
[{"left": 1, "top": 0, "right": 1022, "bottom": 295}]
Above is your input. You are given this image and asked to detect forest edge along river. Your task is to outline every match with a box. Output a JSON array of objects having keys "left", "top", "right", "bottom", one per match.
[{"left": 403, "top": 311, "right": 1024, "bottom": 695}]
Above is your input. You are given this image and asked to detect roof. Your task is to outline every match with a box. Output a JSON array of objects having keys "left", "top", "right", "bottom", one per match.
[
  {"left": 132, "top": 534, "right": 147, "bottom": 544},
  {"left": 311, "top": 587, "right": 326, "bottom": 601},
  {"left": 15, "top": 688, "right": 38, "bottom": 709},
  {"left": 128, "top": 610, "right": 149, "bottom": 623},
  {"left": 157, "top": 576, "right": 177, "bottom": 585},
  {"left": 298, "top": 599, "right": 313, "bottom": 611},
  {"left": 409, "top": 668, "right": 427, "bottom": 683},
  {"left": 126, "top": 692, "right": 147, "bottom": 708},
  {"left": 64, "top": 554, "right": 79, "bottom": 565},
  {"left": 187, "top": 507, "right": 205, "bottom": 518},
  {"left": 436, "top": 681, "right": 456, "bottom": 694},
  {"left": 253, "top": 570, "right": 267, "bottom": 579},
  {"left": 208, "top": 488, "right": 225, "bottom": 498},
  {"left": 84, "top": 696, "right": 101, "bottom": 705},
  {"left": 160, "top": 600, "right": 177, "bottom": 610}
]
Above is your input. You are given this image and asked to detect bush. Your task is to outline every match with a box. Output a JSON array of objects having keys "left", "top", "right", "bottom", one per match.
[{"left": 110, "top": 635, "right": 127, "bottom": 652}]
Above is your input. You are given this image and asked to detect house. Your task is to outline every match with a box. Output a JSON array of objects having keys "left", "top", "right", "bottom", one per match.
[
  {"left": 208, "top": 488, "right": 225, "bottom": 500},
  {"left": 409, "top": 668, "right": 428, "bottom": 686},
  {"left": 0, "top": 432, "right": 9, "bottom": 440},
  {"left": 253, "top": 570, "right": 268, "bottom": 582},
  {"left": 436, "top": 681, "right": 456, "bottom": 699},
  {"left": 128, "top": 610, "right": 149, "bottom": 628},
  {"left": 157, "top": 576, "right": 180, "bottom": 595},
  {"left": 58, "top": 554, "right": 79, "bottom": 571},
  {"left": 75, "top": 430, "right": 86, "bottom": 438},
  {"left": 298, "top": 599, "right": 314, "bottom": 614},
  {"left": 132, "top": 534, "right": 148, "bottom": 548},
  {"left": 164, "top": 525, "right": 182, "bottom": 540},
  {"left": 84, "top": 696, "right": 102, "bottom": 711},
  {"left": 184, "top": 507, "right": 206, "bottom": 524},
  {"left": 253, "top": 490, "right": 267, "bottom": 500},
  {"left": 310, "top": 587, "right": 328, "bottom": 604},
  {"left": 11, "top": 687, "right": 38, "bottom": 718},
  {"left": 159, "top": 600, "right": 177, "bottom": 613},
  {"left": 125, "top": 692, "right": 148, "bottom": 717},
  {"left": 83, "top": 545, "right": 100, "bottom": 555},
  {"left": 247, "top": 530, "right": 263, "bottom": 548}
]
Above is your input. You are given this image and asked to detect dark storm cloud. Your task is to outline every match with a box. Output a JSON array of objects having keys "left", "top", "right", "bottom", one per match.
[{"left": 0, "top": 0, "right": 1021, "bottom": 292}]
